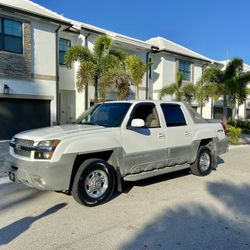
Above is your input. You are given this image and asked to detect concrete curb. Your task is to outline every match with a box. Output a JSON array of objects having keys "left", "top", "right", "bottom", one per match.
[
  {"left": 0, "top": 176, "right": 11, "bottom": 185},
  {"left": 229, "top": 144, "right": 250, "bottom": 150}
]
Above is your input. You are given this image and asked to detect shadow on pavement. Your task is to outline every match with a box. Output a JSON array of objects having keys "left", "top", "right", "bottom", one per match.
[
  {"left": 0, "top": 183, "right": 46, "bottom": 213},
  {"left": 207, "top": 181, "right": 250, "bottom": 217},
  {"left": 0, "top": 203, "right": 67, "bottom": 245},
  {"left": 122, "top": 181, "right": 250, "bottom": 249}
]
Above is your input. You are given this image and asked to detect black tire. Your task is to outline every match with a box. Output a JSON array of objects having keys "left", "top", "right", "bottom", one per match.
[
  {"left": 72, "top": 158, "right": 116, "bottom": 206},
  {"left": 190, "top": 146, "right": 213, "bottom": 176}
]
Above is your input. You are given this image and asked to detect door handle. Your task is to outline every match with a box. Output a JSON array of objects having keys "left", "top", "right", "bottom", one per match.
[
  {"left": 158, "top": 133, "right": 166, "bottom": 139},
  {"left": 184, "top": 131, "right": 190, "bottom": 136}
]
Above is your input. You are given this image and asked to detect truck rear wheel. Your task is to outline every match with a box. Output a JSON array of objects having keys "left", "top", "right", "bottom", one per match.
[
  {"left": 72, "top": 158, "right": 115, "bottom": 206},
  {"left": 190, "top": 146, "right": 213, "bottom": 176}
]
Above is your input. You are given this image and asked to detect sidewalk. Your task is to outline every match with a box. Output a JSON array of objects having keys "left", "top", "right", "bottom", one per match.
[{"left": 238, "top": 133, "right": 250, "bottom": 144}]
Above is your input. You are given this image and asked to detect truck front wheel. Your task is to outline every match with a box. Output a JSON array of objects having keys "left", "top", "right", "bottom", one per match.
[
  {"left": 190, "top": 146, "right": 213, "bottom": 176},
  {"left": 72, "top": 158, "right": 115, "bottom": 206}
]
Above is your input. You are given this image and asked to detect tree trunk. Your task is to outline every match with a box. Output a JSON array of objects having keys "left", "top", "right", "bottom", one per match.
[
  {"left": 223, "top": 94, "right": 228, "bottom": 125},
  {"left": 211, "top": 98, "right": 214, "bottom": 119},
  {"left": 94, "top": 76, "right": 98, "bottom": 103},
  {"left": 84, "top": 83, "right": 88, "bottom": 110},
  {"left": 233, "top": 101, "right": 239, "bottom": 121},
  {"left": 200, "top": 106, "right": 203, "bottom": 116},
  {"left": 136, "top": 85, "right": 139, "bottom": 100}
]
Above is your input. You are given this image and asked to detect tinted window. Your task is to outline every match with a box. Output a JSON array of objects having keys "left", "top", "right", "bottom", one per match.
[
  {"left": 75, "top": 103, "right": 131, "bottom": 127},
  {"left": 161, "top": 104, "right": 186, "bottom": 127},
  {"left": 59, "top": 38, "right": 71, "bottom": 65},
  {"left": 130, "top": 103, "right": 160, "bottom": 128},
  {"left": 179, "top": 60, "right": 191, "bottom": 81},
  {"left": 184, "top": 103, "right": 207, "bottom": 124},
  {"left": 0, "top": 18, "right": 23, "bottom": 54}
]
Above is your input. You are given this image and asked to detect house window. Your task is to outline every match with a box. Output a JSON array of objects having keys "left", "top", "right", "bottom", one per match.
[
  {"left": 0, "top": 18, "right": 23, "bottom": 54},
  {"left": 59, "top": 38, "right": 71, "bottom": 65},
  {"left": 178, "top": 60, "right": 191, "bottom": 81}
]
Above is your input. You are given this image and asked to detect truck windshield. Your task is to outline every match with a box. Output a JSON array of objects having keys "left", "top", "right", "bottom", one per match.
[{"left": 75, "top": 103, "right": 132, "bottom": 127}]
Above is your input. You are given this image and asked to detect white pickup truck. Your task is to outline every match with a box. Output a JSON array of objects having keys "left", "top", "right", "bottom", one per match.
[{"left": 5, "top": 101, "right": 228, "bottom": 206}]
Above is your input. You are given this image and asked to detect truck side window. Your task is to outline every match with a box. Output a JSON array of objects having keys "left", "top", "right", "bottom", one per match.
[
  {"left": 130, "top": 104, "right": 160, "bottom": 128},
  {"left": 161, "top": 104, "right": 186, "bottom": 127}
]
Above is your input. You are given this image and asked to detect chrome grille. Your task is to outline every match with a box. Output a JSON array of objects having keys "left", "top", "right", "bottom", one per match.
[{"left": 13, "top": 138, "right": 34, "bottom": 158}]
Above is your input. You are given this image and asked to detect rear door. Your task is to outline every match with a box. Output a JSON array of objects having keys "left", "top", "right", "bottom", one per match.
[
  {"left": 160, "top": 103, "right": 193, "bottom": 166},
  {"left": 121, "top": 103, "right": 168, "bottom": 176}
]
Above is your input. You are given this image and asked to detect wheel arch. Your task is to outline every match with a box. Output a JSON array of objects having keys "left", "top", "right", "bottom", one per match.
[{"left": 68, "top": 150, "right": 122, "bottom": 194}]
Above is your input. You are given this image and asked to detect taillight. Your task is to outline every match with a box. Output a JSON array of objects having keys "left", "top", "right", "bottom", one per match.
[{"left": 221, "top": 122, "right": 227, "bottom": 134}]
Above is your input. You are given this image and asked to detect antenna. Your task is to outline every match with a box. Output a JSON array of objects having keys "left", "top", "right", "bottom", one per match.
[{"left": 226, "top": 49, "right": 229, "bottom": 65}]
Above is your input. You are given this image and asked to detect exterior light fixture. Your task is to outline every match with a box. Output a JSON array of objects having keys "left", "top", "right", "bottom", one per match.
[{"left": 3, "top": 84, "right": 10, "bottom": 94}]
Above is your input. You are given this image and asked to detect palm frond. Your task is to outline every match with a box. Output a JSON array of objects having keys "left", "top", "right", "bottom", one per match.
[
  {"left": 182, "top": 83, "right": 195, "bottom": 104},
  {"left": 98, "top": 54, "right": 120, "bottom": 76},
  {"left": 64, "top": 45, "right": 93, "bottom": 69},
  {"left": 159, "top": 83, "right": 177, "bottom": 100},
  {"left": 93, "top": 34, "right": 113, "bottom": 59},
  {"left": 110, "top": 49, "right": 127, "bottom": 62},
  {"left": 201, "top": 65, "right": 223, "bottom": 83},
  {"left": 76, "top": 61, "right": 96, "bottom": 92},
  {"left": 125, "top": 55, "right": 147, "bottom": 87},
  {"left": 176, "top": 72, "right": 183, "bottom": 89},
  {"left": 224, "top": 58, "right": 243, "bottom": 81}
]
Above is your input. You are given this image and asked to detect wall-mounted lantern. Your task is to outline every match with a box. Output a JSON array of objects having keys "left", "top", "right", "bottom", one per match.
[{"left": 3, "top": 84, "right": 10, "bottom": 94}]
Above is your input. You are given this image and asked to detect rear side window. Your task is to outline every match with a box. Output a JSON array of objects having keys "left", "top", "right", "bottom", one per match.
[
  {"left": 184, "top": 103, "right": 207, "bottom": 124},
  {"left": 161, "top": 104, "right": 186, "bottom": 127}
]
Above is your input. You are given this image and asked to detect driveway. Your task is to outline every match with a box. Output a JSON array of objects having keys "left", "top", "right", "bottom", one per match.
[{"left": 0, "top": 147, "right": 250, "bottom": 250}]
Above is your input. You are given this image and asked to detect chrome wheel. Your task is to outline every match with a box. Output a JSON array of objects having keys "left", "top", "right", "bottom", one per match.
[
  {"left": 199, "top": 152, "right": 210, "bottom": 171},
  {"left": 84, "top": 169, "right": 108, "bottom": 199}
]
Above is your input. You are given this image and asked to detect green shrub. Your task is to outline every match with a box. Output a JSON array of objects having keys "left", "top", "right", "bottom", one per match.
[
  {"left": 227, "top": 119, "right": 250, "bottom": 134},
  {"left": 227, "top": 126, "right": 242, "bottom": 145}
]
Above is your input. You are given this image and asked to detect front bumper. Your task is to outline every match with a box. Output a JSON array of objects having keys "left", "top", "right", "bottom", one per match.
[{"left": 4, "top": 153, "right": 76, "bottom": 191}]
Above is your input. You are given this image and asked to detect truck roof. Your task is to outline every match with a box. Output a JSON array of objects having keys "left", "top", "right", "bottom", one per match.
[{"left": 102, "top": 100, "right": 183, "bottom": 105}]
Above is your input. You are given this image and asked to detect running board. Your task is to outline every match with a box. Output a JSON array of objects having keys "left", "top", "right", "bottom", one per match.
[{"left": 124, "top": 163, "right": 190, "bottom": 182}]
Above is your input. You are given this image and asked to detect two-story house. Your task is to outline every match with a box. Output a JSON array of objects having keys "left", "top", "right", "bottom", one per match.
[
  {"left": 0, "top": 0, "right": 153, "bottom": 139},
  {"left": 147, "top": 36, "right": 222, "bottom": 119},
  {"left": 1, "top": 0, "right": 249, "bottom": 140}
]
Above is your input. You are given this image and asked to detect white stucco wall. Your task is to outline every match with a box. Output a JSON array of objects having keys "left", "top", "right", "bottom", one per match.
[
  {"left": 0, "top": 14, "right": 59, "bottom": 124},
  {"left": 32, "top": 20, "right": 57, "bottom": 77}
]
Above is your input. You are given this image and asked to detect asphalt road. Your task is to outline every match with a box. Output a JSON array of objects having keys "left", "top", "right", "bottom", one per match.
[{"left": 0, "top": 146, "right": 250, "bottom": 250}]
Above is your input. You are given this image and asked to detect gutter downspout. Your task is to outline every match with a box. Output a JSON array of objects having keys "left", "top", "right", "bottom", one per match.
[
  {"left": 55, "top": 25, "right": 61, "bottom": 124},
  {"left": 84, "top": 32, "right": 91, "bottom": 110},
  {"left": 146, "top": 51, "right": 150, "bottom": 100}
]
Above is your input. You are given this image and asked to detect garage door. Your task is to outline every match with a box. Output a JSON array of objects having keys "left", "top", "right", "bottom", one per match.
[{"left": 0, "top": 98, "right": 51, "bottom": 140}]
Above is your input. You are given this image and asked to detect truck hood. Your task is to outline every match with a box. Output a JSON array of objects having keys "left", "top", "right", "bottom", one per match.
[{"left": 14, "top": 124, "right": 111, "bottom": 142}]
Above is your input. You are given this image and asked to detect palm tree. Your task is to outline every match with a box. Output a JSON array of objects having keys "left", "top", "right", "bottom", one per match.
[
  {"left": 100, "top": 69, "right": 131, "bottom": 100},
  {"left": 159, "top": 72, "right": 195, "bottom": 104},
  {"left": 64, "top": 34, "right": 121, "bottom": 104},
  {"left": 195, "top": 66, "right": 222, "bottom": 116},
  {"left": 125, "top": 55, "right": 147, "bottom": 99},
  {"left": 198, "top": 58, "right": 250, "bottom": 123}
]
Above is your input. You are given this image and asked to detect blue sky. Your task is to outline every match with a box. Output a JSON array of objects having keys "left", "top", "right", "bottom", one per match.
[{"left": 33, "top": 0, "right": 250, "bottom": 64}]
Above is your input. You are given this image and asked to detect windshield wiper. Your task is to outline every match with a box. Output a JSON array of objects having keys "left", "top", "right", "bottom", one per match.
[{"left": 80, "top": 122, "right": 99, "bottom": 126}]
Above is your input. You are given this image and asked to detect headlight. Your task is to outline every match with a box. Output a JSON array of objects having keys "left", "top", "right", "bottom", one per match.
[{"left": 34, "top": 140, "right": 60, "bottom": 160}]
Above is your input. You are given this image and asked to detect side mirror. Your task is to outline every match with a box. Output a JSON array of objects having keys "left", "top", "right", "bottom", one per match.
[{"left": 131, "top": 119, "right": 145, "bottom": 128}]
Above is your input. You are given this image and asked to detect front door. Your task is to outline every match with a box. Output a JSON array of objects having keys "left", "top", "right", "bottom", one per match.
[
  {"left": 121, "top": 103, "right": 168, "bottom": 176},
  {"left": 60, "top": 90, "right": 76, "bottom": 124}
]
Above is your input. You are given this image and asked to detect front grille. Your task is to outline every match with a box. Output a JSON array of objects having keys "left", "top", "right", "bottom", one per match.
[
  {"left": 13, "top": 138, "right": 34, "bottom": 158},
  {"left": 15, "top": 138, "right": 34, "bottom": 147}
]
